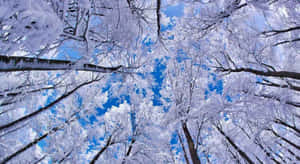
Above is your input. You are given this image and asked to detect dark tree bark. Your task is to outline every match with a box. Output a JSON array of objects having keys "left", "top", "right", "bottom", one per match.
[
  {"left": 181, "top": 122, "right": 201, "bottom": 164},
  {"left": 156, "top": 0, "right": 161, "bottom": 37},
  {"left": 262, "top": 26, "right": 300, "bottom": 37},
  {"left": 218, "top": 67, "right": 300, "bottom": 80},
  {"left": 256, "top": 79, "right": 300, "bottom": 92},
  {"left": 0, "top": 55, "right": 123, "bottom": 73}
]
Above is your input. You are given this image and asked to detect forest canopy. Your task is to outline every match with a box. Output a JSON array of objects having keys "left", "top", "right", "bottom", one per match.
[{"left": 0, "top": 0, "right": 299, "bottom": 163}]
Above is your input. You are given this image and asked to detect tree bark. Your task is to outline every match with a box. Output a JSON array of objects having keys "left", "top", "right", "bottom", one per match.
[
  {"left": 181, "top": 122, "right": 201, "bottom": 164},
  {"left": 0, "top": 55, "right": 123, "bottom": 73}
]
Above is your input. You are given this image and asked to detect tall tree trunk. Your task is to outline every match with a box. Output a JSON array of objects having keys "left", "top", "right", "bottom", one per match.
[
  {"left": 156, "top": 0, "right": 161, "bottom": 37},
  {"left": 0, "top": 55, "right": 123, "bottom": 73},
  {"left": 0, "top": 78, "right": 101, "bottom": 132},
  {"left": 177, "top": 132, "right": 191, "bottom": 164},
  {"left": 215, "top": 126, "right": 255, "bottom": 164},
  {"left": 181, "top": 122, "right": 201, "bottom": 164},
  {"left": 219, "top": 67, "right": 300, "bottom": 80}
]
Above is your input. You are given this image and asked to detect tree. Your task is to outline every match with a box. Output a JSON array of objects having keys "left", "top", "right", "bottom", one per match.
[{"left": 1, "top": 0, "right": 300, "bottom": 163}]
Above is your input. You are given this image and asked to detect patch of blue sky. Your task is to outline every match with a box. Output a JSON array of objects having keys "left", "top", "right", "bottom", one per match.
[
  {"left": 256, "top": 77, "right": 263, "bottom": 83},
  {"left": 87, "top": 136, "right": 102, "bottom": 152},
  {"left": 160, "top": 2, "right": 184, "bottom": 39},
  {"left": 113, "top": 146, "right": 120, "bottom": 159},
  {"left": 101, "top": 73, "right": 124, "bottom": 93},
  {"left": 168, "top": 35, "right": 175, "bottom": 40},
  {"left": 142, "top": 35, "right": 155, "bottom": 47},
  {"left": 151, "top": 58, "right": 166, "bottom": 106},
  {"left": 37, "top": 136, "right": 48, "bottom": 150},
  {"left": 170, "top": 131, "right": 178, "bottom": 145},
  {"left": 170, "top": 132, "right": 181, "bottom": 156},
  {"left": 223, "top": 113, "right": 229, "bottom": 121},
  {"left": 96, "top": 95, "right": 130, "bottom": 116},
  {"left": 90, "top": 15, "right": 102, "bottom": 26},
  {"left": 225, "top": 95, "right": 232, "bottom": 102},
  {"left": 163, "top": 3, "right": 184, "bottom": 18},
  {"left": 75, "top": 73, "right": 131, "bottom": 127},
  {"left": 42, "top": 89, "right": 58, "bottom": 115},
  {"left": 204, "top": 73, "right": 223, "bottom": 99},
  {"left": 201, "top": 64, "right": 210, "bottom": 71},
  {"left": 160, "top": 18, "right": 176, "bottom": 32},
  {"left": 208, "top": 79, "right": 223, "bottom": 94},
  {"left": 56, "top": 41, "right": 82, "bottom": 60},
  {"left": 130, "top": 112, "right": 136, "bottom": 132},
  {"left": 135, "top": 88, "right": 147, "bottom": 98},
  {"left": 142, "top": 35, "right": 155, "bottom": 53},
  {"left": 136, "top": 72, "right": 146, "bottom": 79}
]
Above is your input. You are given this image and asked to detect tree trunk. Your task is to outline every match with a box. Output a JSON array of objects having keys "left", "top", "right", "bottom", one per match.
[
  {"left": 177, "top": 131, "right": 191, "bottom": 164},
  {"left": 219, "top": 67, "right": 300, "bottom": 80},
  {"left": 0, "top": 55, "right": 123, "bottom": 73},
  {"left": 181, "top": 122, "right": 201, "bottom": 164},
  {"left": 0, "top": 78, "right": 101, "bottom": 132},
  {"left": 215, "top": 126, "right": 255, "bottom": 164}
]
